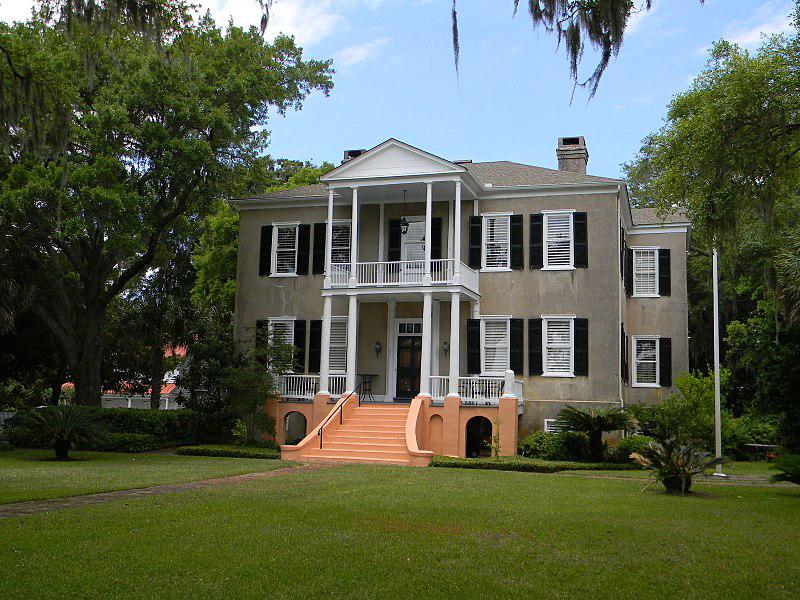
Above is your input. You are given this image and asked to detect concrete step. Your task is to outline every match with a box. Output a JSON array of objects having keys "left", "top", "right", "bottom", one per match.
[
  {"left": 301, "top": 454, "right": 412, "bottom": 465},
  {"left": 336, "top": 426, "right": 406, "bottom": 435},
  {"left": 323, "top": 440, "right": 406, "bottom": 451},
  {"left": 326, "top": 432, "right": 405, "bottom": 442},
  {"left": 303, "top": 447, "right": 409, "bottom": 459}
]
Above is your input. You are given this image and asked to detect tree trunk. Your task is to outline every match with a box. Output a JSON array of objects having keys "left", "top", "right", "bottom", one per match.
[
  {"left": 589, "top": 431, "right": 604, "bottom": 462},
  {"left": 74, "top": 314, "right": 105, "bottom": 406},
  {"left": 149, "top": 344, "right": 165, "bottom": 410},
  {"left": 54, "top": 438, "right": 70, "bottom": 460}
]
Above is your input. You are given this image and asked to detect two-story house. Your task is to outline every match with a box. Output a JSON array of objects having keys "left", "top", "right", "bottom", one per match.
[{"left": 232, "top": 137, "right": 689, "bottom": 465}]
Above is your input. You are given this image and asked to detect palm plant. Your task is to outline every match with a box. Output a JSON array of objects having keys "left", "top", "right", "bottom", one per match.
[
  {"left": 632, "top": 438, "right": 722, "bottom": 494},
  {"left": 771, "top": 455, "right": 800, "bottom": 486},
  {"left": 12, "top": 406, "right": 106, "bottom": 460},
  {"left": 555, "top": 406, "right": 635, "bottom": 461}
]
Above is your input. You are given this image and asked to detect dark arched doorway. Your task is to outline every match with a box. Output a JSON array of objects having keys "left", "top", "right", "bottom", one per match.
[
  {"left": 284, "top": 412, "right": 307, "bottom": 445},
  {"left": 466, "top": 416, "right": 492, "bottom": 458}
]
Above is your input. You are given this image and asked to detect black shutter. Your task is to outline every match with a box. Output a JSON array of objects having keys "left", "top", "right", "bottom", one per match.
[
  {"left": 431, "top": 217, "right": 442, "bottom": 260},
  {"left": 258, "top": 225, "right": 273, "bottom": 276},
  {"left": 619, "top": 227, "right": 626, "bottom": 278},
  {"left": 466, "top": 319, "right": 481, "bottom": 374},
  {"left": 574, "top": 318, "right": 588, "bottom": 376},
  {"left": 528, "top": 318, "right": 543, "bottom": 375},
  {"left": 624, "top": 247, "right": 633, "bottom": 296},
  {"left": 529, "top": 214, "right": 543, "bottom": 269},
  {"left": 658, "top": 249, "right": 671, "bottom": 296},
  {"left": 574, "top": 212, "right": 588, "bottom": 268},
  {"left": 312, "top": 223, "right": 326, "bottom": 274},
  {"left": 255, "top": 319, "right": 268, "bottom": 348},
  {"left": 659, "top": 337, "right": 672, "bottom": 387},
  {"left": 293, "top": 320, "right": 306, "bottom": 373},
  {"left": 468, "top": 216, "right": 482, "bottom": 269},
  {"left": 510, "top": 214, "right": 524, "bottom": 270},
  {"left": 388, "top": 219, "right": 401, "bottom": 261},
  {"left": 308, "top": 320, "right": 322, "bottom": 373},
  {"left": 510, "top": 318, "right": 524, "bottom": 375},
  {"left": 620, "top": 324, "right": 629, "bottom": 384},
  {"left": 296, "top": 224, "right": 311, "bottom": 275}
]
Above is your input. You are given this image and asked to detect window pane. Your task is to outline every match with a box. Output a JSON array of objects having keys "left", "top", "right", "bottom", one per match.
[
  {"left": 545, "top": 318, "right": 572, "bottom": 374},
  {"left": 546, "top": 213, "right": 572, "bottom": 267},
  {"left": 634, "top": 249, "right": 657, "bottom": 295},
  {"left": 331, "top": 223, "right": 350, "bottom": 264},
  {"left": 483, "top": 319, "right": 509, "bottom": 372},
  {"left": 484, "top": 216, "right": 510, "bottom": 268},
  {"left": 635, "top": 338, "right": 657, "bottom": 384},
  {"left": 275, "top": 226, "right": 297, "bottom": 273},
  {"left": 269, "top": 319, "right": 294, "bottom": 346},
  {"left": 329, "top": 319, "right": 348, "bottom": 372}
]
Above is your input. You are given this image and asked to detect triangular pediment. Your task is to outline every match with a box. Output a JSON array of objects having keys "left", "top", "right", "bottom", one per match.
[{"left": 321, "top": 139, "right": 465, "bottom": 181}]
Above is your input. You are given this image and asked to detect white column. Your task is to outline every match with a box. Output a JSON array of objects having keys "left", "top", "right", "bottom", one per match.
[
  {"left": 447, "top": 194, "right": 454, "bottom": 261},
  {"left": 471, "top": 300, "right": 480, "bottom": 319},
  {"left": 424, "top": 181, "right": 433, "bottom": 285},
  {"left": 319, "top": 295, "right": 332, "bottom": 395},
  {"left": 385, "top": 300, "right": 396, "bottom": 400},
  {"left": 349, "top": 187, "right": 359, "bottom": 287},
  {"left": 378, "top": 201, "right": 385, "bottom": 262},
  {"left": 419, "top": 292, "right": 433, "bottom": 397},
  {"left": 346, "top": 294, "right": 358, "bottom": 393},
  {"left": 431, "top": 299, "right": 440, "bottom": 377},
  {"left": 324, "top": 189, "right": 334, "bottom": 288},
  {"left": 453, "top": 180, "right": 462, "bottom": 283},
  {"left": 448, "top": 291, "right": 460, "bottom": 397}
]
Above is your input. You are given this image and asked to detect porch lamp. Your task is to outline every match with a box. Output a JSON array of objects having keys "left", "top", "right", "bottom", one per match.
[
  {"left": 399, "top": 189, "right": 409, "bottom": 235},
  {"left": 375, "top": 341, "right": 382, "bottom": 357},
  {"left": 443, "top": 340, "right": 450, "bottom": 356}
]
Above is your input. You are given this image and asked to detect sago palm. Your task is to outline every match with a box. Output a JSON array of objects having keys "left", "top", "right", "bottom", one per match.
[
  {"left": 555, "top": 406, "right": 635, "bottom": 461},
  {"left": 13, "top": 406, "right": 106, "bottom": 460},
  {"left": 632, "top": 438, "right": 722, "bottom": 494}
]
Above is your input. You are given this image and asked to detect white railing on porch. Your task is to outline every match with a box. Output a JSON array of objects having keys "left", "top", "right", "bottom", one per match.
[
  {"left": 429, "top": 375, "right": 524, "bottom": 405},
  {"left": 279, "top": 374, "right": 347, "bottom": 400},
  {"left": 330, "top": 259, "right": 477, "bottom": 291}
]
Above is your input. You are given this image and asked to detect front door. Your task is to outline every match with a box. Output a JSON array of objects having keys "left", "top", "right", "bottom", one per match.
[{"left": 396, "top": 335, "right": 422, "bottom": 399}]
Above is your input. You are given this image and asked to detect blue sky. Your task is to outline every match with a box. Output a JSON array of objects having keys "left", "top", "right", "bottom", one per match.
[{"left": 1, "top": 0, "right": 795, "bottom": 177}]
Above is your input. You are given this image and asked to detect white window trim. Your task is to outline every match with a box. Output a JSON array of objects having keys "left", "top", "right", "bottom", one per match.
[
  {"left": 632, "top": 335, "right": 661, "bottom": 388},
  {"left": 270, "top": 222, "right": 300, "bottom": 277},
  {"left": 542, "top": 209, "right": 575, "bottom": 271},
  {"left": 543, "top": 418, "right": 562, "bottom": 433},
  {"left": 480, "top": 212, "right": 512, "bottom": 272},
  {"left": 632, "top": 246, "right": 660, "bottom": 298},
  {"left": 480, "top": 315, "right": 511, "bottom": 376},
  {"left": 541, "top": 314, "right": 576, "bottom": 378},
  {"left": 328, "top": 316, "right": 349, "bottom": 375}
]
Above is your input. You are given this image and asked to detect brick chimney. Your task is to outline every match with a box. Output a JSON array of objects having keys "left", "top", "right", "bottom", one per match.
[{"left": 556, "top": 136, "right": 588, "bottom": 174}]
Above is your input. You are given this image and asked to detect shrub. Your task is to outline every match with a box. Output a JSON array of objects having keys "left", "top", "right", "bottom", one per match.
[
  {"left": 84, "top": 433, "right": 162, "bottom": 453},
  {"left": 7, "top": 406, "right": 106, "bottom": 460},
  {"left": 631, "top": 438, "right": 721, "bottom": 494},
  {"left": 430, "top": 455, "right": 641, "bottom": 473},
  {"left": 518, "top": 430, "right": 590, "bottom": 461},
  {"left": 555, "top": 406, "right": 635, "bottom": 461},
  {"left": 609, "top": 435, "right": 655, "bottom": 463},
  {"left": 723, "top": 414, "right": 780, "bottom": 460},
  {"left": 771, "top": 455, "right": 800, "bottom": 486},
  {"left": 0, "top": 438, "right": 13, "bottom": 451},
  {"left": 231, "top": 419, "right": 248, "bottom": 446},
  {"left": 176, "top": 444, "right": 280, "bottom": 459}
]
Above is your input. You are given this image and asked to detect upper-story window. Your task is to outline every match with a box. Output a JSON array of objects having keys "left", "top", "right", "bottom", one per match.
[
  {"left": 481, "top": 317, "right": 510, "bottom": 374},
  {"left": 482, "top": 214, "right": 511, "bottom": 270},
  {"left": 272, "top": 223, "right": 299, "bottom": 275},
  {"left": 633, "top": 248, "right": 658, "bottom": 296},
  {"left": 543, "top": 211, "right": 573, "bottom": 269},
  {"left": 331, "top": 222, "right": 351, "bottom": 264},
  {"left": 543, "top": 316, "right": 574, "bottom": 376}
]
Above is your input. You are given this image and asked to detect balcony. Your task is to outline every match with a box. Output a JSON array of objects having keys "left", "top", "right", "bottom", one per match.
[
  {"left": 329, "top": 259, "right": 479, "bottom": 293},
  {"left": 430, "top": 375, "right": 524, "bottom": 407},
  {"left": 280, "top": 374, "right": 346, "bottom": 401}
]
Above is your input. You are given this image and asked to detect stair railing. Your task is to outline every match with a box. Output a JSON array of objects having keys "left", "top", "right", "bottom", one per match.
[{"left": 317, "top": 383, "right": 362, "bottom": 449}]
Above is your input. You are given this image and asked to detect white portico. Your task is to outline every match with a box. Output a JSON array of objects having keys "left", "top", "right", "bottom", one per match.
[{"left": 315, "top": 139, "right": 483, "bottom": 402}]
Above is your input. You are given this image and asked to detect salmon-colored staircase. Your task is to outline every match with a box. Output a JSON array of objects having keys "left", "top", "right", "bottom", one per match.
[{"left": 300, "top": 404, "right": 412, "bottom": 465}]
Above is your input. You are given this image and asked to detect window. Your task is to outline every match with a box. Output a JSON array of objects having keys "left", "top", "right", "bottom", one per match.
[
  {"left": 633, "top": 248, "right": 658, "bottom": 296},
  {"left": 481, "top": 317, "right": 510, "bottom": 374},
  {"left": 544, "top": 211, "right": 573, "bottom": 268},
  {"left": 482, "top": 214, "right": 510, "bottom": 270},
  {"left": 329, "top": 317, "right": 348, "bottom": 373},
  {"left": 272, "top": 223, "right": 299, "bottom": 275},
  {"left": 331, "top": 222, "right": 351, "bottom": 265},
  {"left": 543, "top": 317, "right": 574, "bottom": 376},
  {"left": 543, "top": 419, "right": 562, "bottom": 433},
  {"left": 633, "top": 336, "right": 659, "bottom": 386},
  {"left": 268, "top": 318, "right": 294, "bottom": 347}
]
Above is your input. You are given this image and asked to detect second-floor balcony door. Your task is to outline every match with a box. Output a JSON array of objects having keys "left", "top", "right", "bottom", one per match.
[{"left": 400, "top": 216, "right": 425, "bottom": 283}]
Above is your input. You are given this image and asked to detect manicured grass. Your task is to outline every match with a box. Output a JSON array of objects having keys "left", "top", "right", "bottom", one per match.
[
  {"left": 0, "top": 449, "right": 291, "bottom": 505},
  {"left": 1, "top": 465, "right": 798, "bottom": 599},
  {"left": 176, "top": 444, "right": 280, "bottom": 459}
]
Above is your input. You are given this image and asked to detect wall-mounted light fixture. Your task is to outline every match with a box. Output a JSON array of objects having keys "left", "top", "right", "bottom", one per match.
[
  {"left": 399, "top": 189, "right": 409, "bottom": 235},
  {"left": 443, "top": 340, "right": 450, "bottom": 356},
  {"left": 375, "top": 341, "right": 382, "bottom": 357}
]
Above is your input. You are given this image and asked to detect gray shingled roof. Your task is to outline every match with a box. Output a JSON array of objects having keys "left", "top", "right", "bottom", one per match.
[
  {"left": 463, "top": 161, "right": 621, "bottom": 186},
  {"left": 631, "top": 207, "right": 689, "bottom": 226}
]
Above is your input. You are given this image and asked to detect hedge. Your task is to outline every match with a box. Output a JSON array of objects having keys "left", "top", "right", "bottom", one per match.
[
  {"left": 176, "top": 444, "right": 280, "bottom": 460},
  {"left": 429, "top": 455, "right": 642, "bottom": 473},
  {"left": 83, "top": 433, "right": 163, "bottom": 453}
]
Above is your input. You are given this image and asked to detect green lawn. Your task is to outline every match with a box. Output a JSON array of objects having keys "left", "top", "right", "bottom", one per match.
[
  {"left": 0, "top": 449, "right": 291, "bottom": 504},
  {"left": 1, "top": 464, "right": 798, "bottom": 599}
]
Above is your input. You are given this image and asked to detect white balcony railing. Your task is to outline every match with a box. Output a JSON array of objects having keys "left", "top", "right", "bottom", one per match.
[
  {"left": 429, "top": 375, "right": 524, "bottom": 405},
  {"left": 279, "top": 374, "right": 347, "bottom": 400},
  {"left": 329, "top": 259, "right": 478, "bottom": 292}
]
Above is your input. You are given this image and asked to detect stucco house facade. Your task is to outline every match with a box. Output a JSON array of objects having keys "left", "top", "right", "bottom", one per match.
[{"left": 232, "top": 137, "right": 689, "bottom": 465}]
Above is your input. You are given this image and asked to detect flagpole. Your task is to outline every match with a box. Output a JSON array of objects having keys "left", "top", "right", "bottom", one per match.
[{"left": 712, "top": 246, "right": 725, "bottom": 477}]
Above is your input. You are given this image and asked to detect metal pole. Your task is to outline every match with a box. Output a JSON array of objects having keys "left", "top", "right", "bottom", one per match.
[{"left": 712, "top": 246, "right": 725, "bottom": 477}]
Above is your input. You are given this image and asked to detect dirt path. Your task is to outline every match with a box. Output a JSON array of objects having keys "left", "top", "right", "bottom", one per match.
[{"left": 0, "top": 463, "right": 331, "bottom": 520}]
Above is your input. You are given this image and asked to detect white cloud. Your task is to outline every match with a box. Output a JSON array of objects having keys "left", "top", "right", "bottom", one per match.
[
  {"left": 627, "top": 1, "right": 657, "bottom": 35},
  {"left": 725, "top": 1, "right": 795, "bottom": 49},
  {"left": 333, "top": 37, "right": 389, "bottom": 71}
]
